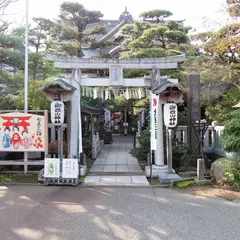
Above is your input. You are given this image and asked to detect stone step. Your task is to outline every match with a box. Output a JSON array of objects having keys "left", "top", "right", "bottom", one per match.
[{"left": 87, "top": 172, "right": 145, "bottom": 176}]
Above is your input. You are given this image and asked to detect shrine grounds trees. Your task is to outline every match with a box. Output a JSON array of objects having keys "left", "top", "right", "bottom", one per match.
[
  {"left": 0, "top": 0, "right": 24, "bottom": 79},
  {"left": 0, "top": 1, "right": 239, "bottom": 122},
  {"left": 189, "top": 1, "right": 240, "bottom": 123},
  {"left": 120, "top": 13, "right": 192, "bottom": 59},
  {"left": 48, "top": 1, "right": 105, "bottom": 57},
  {"left": 119, "top": 9, "right": 197, "bottom": 82},
  {"left": 12, "top": 17, "right": 56, "bottom": 80},
  {"left": 215, "top": 110, "right": 240, "bottom": 190},
  {"left": 222, "top": 110, "right": 240, "bottom": 154}
]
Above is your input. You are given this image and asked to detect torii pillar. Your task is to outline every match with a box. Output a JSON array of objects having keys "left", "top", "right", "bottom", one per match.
[{"left": 68, "top": 69, "right": 82, "bottom": 158}]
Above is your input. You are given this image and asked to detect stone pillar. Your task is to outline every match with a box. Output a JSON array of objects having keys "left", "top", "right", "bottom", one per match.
[
  {"left": 68, "top": 69, "right": 82, "bottom": 158},
  {"left": 187, "top": 72, "right": 201, "bottom": 154},
  {"left": 197, "top": 158, "right": 205, "bottom": 180}
]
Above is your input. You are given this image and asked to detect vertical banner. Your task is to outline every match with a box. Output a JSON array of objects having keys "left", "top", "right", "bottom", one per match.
[
  {"left": 150, "top": 92, "right": 159, "bottom": 150},
  {"left": 104, "top": 109, "right": 111, "bottom": 127}
]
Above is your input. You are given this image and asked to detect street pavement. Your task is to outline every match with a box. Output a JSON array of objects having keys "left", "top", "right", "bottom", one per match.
[{"left": 0, "top": 185, "right": 240, "bottom": 240}]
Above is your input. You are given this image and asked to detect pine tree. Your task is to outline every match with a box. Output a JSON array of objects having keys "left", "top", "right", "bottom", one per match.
[{"left": 49, "top": 1, "right": 105, "bottom": 57}]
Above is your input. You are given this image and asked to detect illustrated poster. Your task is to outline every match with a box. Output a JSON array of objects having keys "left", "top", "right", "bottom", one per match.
[{"left": 0, "top": 112, "right": 46, "bottom": 152}]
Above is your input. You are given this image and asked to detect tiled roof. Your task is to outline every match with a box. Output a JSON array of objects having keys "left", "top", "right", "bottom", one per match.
[{"left": 85, "top": 19, "right": 124, "bottom": 41}]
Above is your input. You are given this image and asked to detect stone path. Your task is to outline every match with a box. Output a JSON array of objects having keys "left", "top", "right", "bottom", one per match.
[{"left": 84, "top": 135, "right": 149, "bottom": 186}]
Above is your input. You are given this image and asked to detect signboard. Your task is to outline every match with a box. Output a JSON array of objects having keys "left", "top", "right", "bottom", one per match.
[
  {"left": 0, "top": 112, "right": 46, "bottom": 152},
  {"left": 51, "top": 101, "right": 64, "bottom": 126},
  {"left": 44, "top": 158, "right": 60, "bottom": 178},
  {"left": 164, "top": 103, "right": 178, "bottom": 128},
  {"left": 109, "top": 65, "right": 123, "bottom": 86},
  {"left": 62, "top": 159, "right": 79, "bottom": 178},
  {"left": 150, "top": 92, "right": 159, "bottom": 150}
]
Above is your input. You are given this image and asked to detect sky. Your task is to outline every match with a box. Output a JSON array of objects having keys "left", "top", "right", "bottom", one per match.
[{"left": 4, "top": 0, "right": 231, "bottom": 32}]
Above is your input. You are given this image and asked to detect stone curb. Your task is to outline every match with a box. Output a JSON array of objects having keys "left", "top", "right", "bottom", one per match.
[
  {"left": 0, "top": 183, "right": 43, "bottom": 186},
  {"left": 0, "top": 182, "right": 169, "bottom": 188}
]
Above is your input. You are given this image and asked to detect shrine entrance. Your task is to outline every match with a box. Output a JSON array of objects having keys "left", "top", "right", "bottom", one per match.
[{"left": 43, "top": 54, "right": 185, "bottom": 185}]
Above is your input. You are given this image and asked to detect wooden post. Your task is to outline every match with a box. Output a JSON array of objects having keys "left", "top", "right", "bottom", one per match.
[
  {"left": 44, "top": 110, "right": 49, "bottom": 157},
  {"left": 24, "top": 152, "right": 28, "bottom": 174},
  {"left": 167, "top": 128, "right": 173, "bottom": 173},
  {"left": 124, "top": 107, "right": 127, "bottom": 136}
]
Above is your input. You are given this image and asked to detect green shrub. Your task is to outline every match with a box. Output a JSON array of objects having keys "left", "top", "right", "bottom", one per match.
[
  {"left": 130, "top": 127, "right": 188, "bottom": 167},
  {"left": 172, "top": 138, "right": 188, "bottom": 169},
  {"left": 82, "top": 136, "right": 92, "bottom": 155},
  {"left": 130, "top": 128, "right": 150, "bottom": 161},
  {"left": 223, "top": 156, "right": 240, "bottom": 190},
  {"left": 222, "top": 110, "right": 240, "bottom": 153}
]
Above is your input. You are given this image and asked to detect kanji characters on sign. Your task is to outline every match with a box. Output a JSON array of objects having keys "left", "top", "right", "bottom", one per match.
[{"left": 164, "top": 103, "right": 178, "bottom": 128}]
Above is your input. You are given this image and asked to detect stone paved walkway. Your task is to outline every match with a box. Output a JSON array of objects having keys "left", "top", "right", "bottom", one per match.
[{"left": 84, "top": 135, "right": 149, "bottom": 186}]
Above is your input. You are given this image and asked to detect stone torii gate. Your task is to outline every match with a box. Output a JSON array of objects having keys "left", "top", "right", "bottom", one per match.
[{"left": 46, "top": 54, "right": 186, "bottom": 166}]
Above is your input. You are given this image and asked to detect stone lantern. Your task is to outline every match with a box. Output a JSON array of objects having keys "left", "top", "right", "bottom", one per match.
[
  {"left": 39, "top": 79, "right": 77, "bottom": 158},
  {"left": 39, "top": 79, "right": 82, "bottom": 185},
  {"left": 149, "top": 70, "right": 186, "bottom": 180}
]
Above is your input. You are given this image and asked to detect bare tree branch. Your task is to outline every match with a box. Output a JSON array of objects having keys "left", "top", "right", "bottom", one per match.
[{"left": 0, "top": 0, "right": 19, "bottom": 33}]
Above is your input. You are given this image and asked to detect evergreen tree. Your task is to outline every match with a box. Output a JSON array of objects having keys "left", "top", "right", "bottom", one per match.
[
  {"left": 12, "top": 17, "right": 55, "bottom": 80},
  {"left": 49, "top": 1, "right": 105, "bottom": 57}
]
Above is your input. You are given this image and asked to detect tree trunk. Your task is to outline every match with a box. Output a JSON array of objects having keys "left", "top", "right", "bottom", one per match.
[
  {"left": 77, "top": 32, "right": 82, "bottom": 57},
  {"left": 159, "top": 38, "right": 166, "bottom": 49}
]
